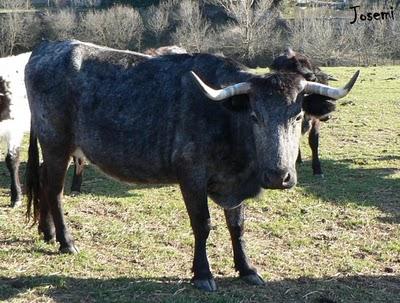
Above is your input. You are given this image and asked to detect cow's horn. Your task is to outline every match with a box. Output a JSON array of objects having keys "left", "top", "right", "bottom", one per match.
[
  {"left": 284, "top": 47, "right": 296, "bottom": 58},
  {"left": 327, "top": 74, "right": 338, "bottom": 81},
  {"left": 303, "top": 70, "right": 360, "bottom": 100},
  {"left": 191, "top": 71, "right": 251, "bottom": 101}
]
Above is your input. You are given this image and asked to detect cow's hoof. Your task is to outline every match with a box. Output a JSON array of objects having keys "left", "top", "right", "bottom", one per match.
[
  {"left": 43, "top": 235, "right": 56, "bottom": 244},
  {"left": 193, "top": 278, "right": 217, "bottom": 292},
  {"left": 314, "top": 174, "right": 324, "bottom": 178},
  {"left": 241, "top": 273, "right": 265, "bottom": 286},
  {"left": 47, "top": 238, "right": 56, "bottom": 245},
  {"left": 10, "top": 200, "right": 22, "bottom": 208},
  {"left": 59, "top": 244, "right": 79, "bottom": 254},
  {"left": 70, "top": 191, "right": 81, "bottom": 197}
]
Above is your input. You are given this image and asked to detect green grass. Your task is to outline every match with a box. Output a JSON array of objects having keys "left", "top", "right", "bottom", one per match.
[{"left": 0, "top": 66, "right": 399, "bottom": 302}]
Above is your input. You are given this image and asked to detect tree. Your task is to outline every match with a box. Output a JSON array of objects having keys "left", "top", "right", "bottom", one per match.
[
  {"left": 145, "top": 2, "right": 171, "bottom": 44},
  {"left": 288, "top": 9, "right": 350, "bottom": 66},
  {"left": 0, "top": 13, "right": 24, "bottom": 56},
  {"left": 173, "top": 0, "right": 212, "bottom": 52},
  {"left": 209, "top": 0, "right": 280, "bottom": 61}
]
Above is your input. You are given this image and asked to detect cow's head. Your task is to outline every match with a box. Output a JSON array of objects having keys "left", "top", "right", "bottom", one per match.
[
  {"left": 191, "top": 70, "right": 359, "bottom": 189},
  {"left": 270, "top": 48, "right": 316, "bottom": 81},
  {"left": 270, "top": 48, "right": 338, "bottom": 83},
  {"left": 271, "top": 48, "right": 339, "bottom": 121}
]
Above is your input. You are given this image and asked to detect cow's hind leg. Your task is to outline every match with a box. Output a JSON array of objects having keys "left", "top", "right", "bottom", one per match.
[
  {"left": 5, "top": 147, "right": 22, "bottom": 208},
  {"left": 178, "top": 168, "right": 216, "bottom": 292},
  {"left": 38, "top": 163, "right": 55, "bottom": 243},
  {"left": 70, "top": 156, "right": 84, "bottom": 195},
  {"left": 224, "top": 204, "right": 264, "bottom": 286},
  {"left": 42, "top": 148, "right": 78, "bottom": 254}
]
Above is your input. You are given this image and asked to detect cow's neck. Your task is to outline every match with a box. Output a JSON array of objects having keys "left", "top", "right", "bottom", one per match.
[{"left": 207, "top": 112, "right": 260, "bottom": 208}]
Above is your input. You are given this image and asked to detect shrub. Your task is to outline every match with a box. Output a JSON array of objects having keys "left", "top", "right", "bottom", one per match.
[
  {"left": 0, "top": 0, "right": 29, "bottom": 10},
  {"left": 79, "top": 5, "right": 144, "bottom": 50},
  {"left": 44, "top": 9, "right": 78, "bottom": 41}
]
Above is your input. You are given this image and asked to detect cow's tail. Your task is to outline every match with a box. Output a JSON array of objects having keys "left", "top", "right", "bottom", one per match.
[{"left": 25, "top": 126, "right": 40, "bottom": 224}]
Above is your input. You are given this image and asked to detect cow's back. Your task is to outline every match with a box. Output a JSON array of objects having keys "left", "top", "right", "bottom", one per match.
[{"left": 26, "top": 41, "right": 149, "bottom": 142}]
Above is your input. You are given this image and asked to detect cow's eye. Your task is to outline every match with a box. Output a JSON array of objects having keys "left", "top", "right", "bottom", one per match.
[{"left": 250, "top": 112, "right": 259, "bottom": 124}]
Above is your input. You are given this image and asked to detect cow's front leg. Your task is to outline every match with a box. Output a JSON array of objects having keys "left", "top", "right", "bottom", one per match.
[
  {"left": 296, "top": 148, "right": 303, "bottom": 164},
  {"left": 70, "top": 156, "right": 84, "bottom": 194},
  {"left": 5, "top": 148, "right": 22, "bottom": 208},
  {"left": 309, "top": 119, "right": 323, "bottom": 176},
  {"left": 178, "top": 170, "right": 216, "bottom": 292},
  {"left": 224, "top": 204, "right": 264, "bottom": 285}
]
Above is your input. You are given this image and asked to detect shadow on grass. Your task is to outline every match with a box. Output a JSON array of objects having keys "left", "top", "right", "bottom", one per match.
[
  {"left": 0, "top": 157, "right": 398, "bottom": 217},
  {"left": 374, "top": 155, "right": 400, "bottom": 161},
  {"left": 0, "top": 161, "right": 171, "bottom": 200},
  {"left": 0, "top": 274, "right": 398, "bottom": 303},
  {"left": 297, "top": 158, "right": 400, "bottom": 219}
]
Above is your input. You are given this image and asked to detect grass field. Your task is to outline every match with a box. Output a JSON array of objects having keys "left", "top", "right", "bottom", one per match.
[{"left": 0, "top": 66, "right": 399, "bottom": 303}]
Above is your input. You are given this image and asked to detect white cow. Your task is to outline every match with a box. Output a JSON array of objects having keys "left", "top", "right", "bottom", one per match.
[
  {"left": 0, "top": 51, "right": 94, "bottom": 206},
  {"left": 0, "top": 52, "right": 31, "bottom": 207}
]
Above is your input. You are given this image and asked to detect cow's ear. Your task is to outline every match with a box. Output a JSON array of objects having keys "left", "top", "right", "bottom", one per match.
[
  {"left": 302, "top": 94, "right": 336, "bottom": 118},
  {"left": 222, "top": 94, "right": 250, "bottom": 112}
]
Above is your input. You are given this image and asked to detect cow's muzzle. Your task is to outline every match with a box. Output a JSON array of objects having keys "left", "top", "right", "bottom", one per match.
[{"left": 261, "top": 168, "right": 297, "bottom": 189}]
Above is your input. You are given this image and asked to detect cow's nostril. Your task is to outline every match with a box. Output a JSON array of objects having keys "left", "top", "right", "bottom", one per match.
[
  {"left": 263, "top": 170, "right": 293, "bottom": 189},
  {"left": 283, "top": 173, "right": 291, "bottom": 184}
]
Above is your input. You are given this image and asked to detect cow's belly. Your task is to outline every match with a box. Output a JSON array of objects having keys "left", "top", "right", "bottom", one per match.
[{"left": 73, "top": 126, "right": 177, "bottom": 184}]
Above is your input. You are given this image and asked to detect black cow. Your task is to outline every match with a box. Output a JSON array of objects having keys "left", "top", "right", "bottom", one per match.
[
  {"left": 270, "top": 48, "right": 338, "bottom": 176},
  {"left": 25, "top": 40, "right": 359, "bottom": 291}
]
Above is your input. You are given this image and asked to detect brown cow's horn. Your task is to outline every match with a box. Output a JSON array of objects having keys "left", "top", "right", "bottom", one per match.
[
  {"left": 191, "top": 71, "right": 251, "bottom": 101},
  {"left": 327, "top": 74, "right": 338, "bottom": 81},
  {"left": 284, "top": 47, "right": 296, "bottom": 58},
  {"left": 303, "top": 70, "right": 360, "bottom": 100}
]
